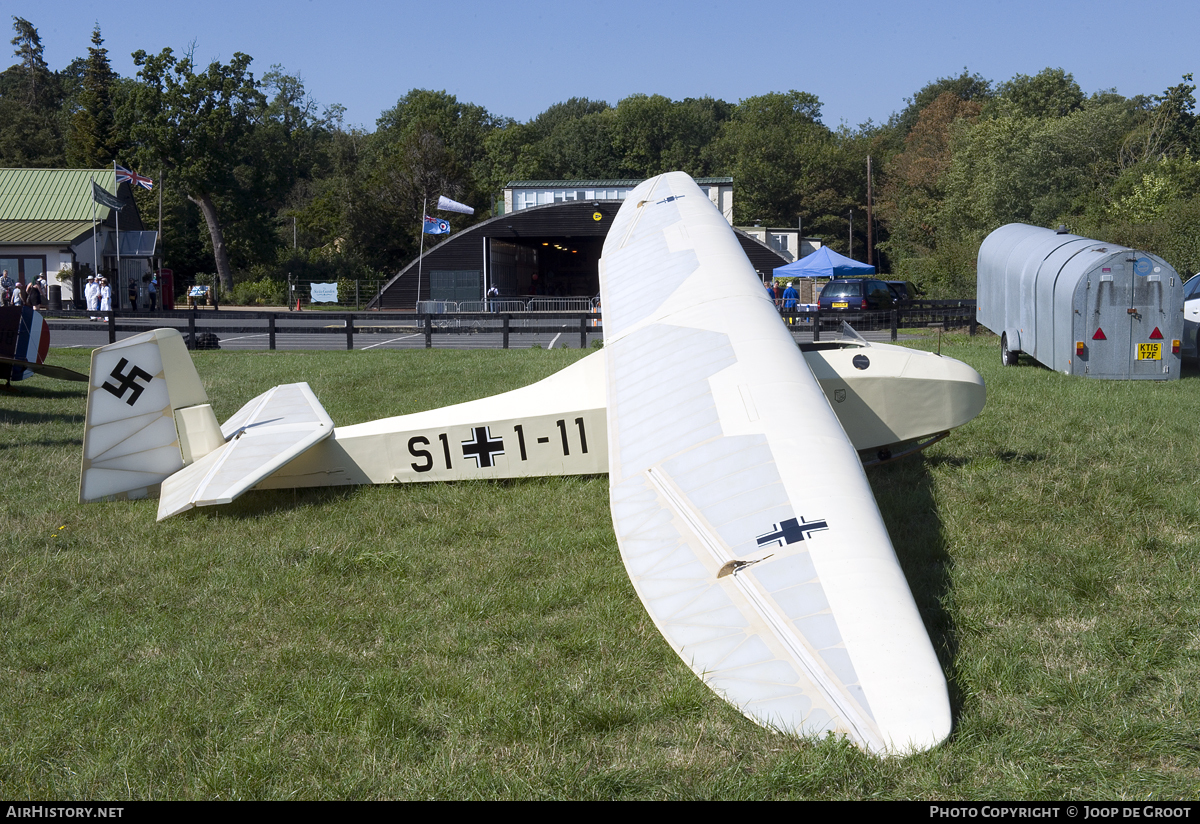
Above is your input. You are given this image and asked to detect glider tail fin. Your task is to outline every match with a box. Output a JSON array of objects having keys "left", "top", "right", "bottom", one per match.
[{"left": 80, "top": 328, "right": 223, "bottom": 503}]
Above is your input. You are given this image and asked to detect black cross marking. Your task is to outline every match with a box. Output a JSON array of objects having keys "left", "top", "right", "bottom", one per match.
[
  {"left": 461, "top": 426, "right": 504, "bottom": 468},
  {"left": 756, "top": 516, "right": 828, "bottom": 549},
  {"left": 101, "top": 358, "right": 154, "bottom": 406}
]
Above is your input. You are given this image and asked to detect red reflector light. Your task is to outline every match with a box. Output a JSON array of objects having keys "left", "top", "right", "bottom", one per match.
[
  {"left": 861, "top": 299, "right": 868, "bottom": 309},
  {"left": 1150, "top": 327, "right": 1163, "bottom": 340},
  {"left": 1173, "top": 339, "right": 1181, "bottom": 354},
  {"left": 1092, "top": 328, "right": 1107, "bottom": 340}
]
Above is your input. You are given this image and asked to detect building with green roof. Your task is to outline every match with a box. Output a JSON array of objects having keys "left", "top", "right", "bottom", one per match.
[{"left": 0, "top": 168, "right": 156, "bottom": 307}]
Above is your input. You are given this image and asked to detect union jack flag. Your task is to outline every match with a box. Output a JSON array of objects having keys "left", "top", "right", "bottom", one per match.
[{"left": 115, "top": 165, "right": 153, "bottom": 190}]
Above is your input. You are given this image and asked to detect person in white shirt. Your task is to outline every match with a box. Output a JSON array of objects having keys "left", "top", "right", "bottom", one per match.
[
  {"left": 99, "top": 278, "right": 112, "bottom": 313},
  {"left": 85, "top": 276, "right": 100, "bottom": 319}
]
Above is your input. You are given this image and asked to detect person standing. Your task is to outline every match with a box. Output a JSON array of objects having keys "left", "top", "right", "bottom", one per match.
[
  {"left": 127, "top": 279, "right": 138, "bottom": 312},
  {"left": 25, "top": 278, "right": 41, "bottom": 309},
  {"left": 99, "top": 278, "right": 112, "bottom": 313},
  {"left": 782, "top": 280, "right": 799, "bottom": 312},
  {"left": 147, "top": 278, "right": 157, "bottom": 311},
  {"left": 85, "top": 276, "right": 100, "bottom": 319}
]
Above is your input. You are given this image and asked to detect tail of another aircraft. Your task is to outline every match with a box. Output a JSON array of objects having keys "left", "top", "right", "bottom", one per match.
[{"left": 79, "top": 329, "right": 223, "bottom": 503}]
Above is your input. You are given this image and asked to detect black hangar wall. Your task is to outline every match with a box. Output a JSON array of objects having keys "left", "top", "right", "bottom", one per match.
[{"left": 369, "top": 201, "right": 789, "bottom": 309}]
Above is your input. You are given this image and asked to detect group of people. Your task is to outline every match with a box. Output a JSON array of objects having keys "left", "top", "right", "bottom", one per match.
[
  {"left": 82, "top": 275, "right": 157, "bottom": 318},
  {"left": 84, "top": 275, "right": 113, "bottom": 319},
  {"left": 765, "top": 278, "right": 801, "bottom": 311},
  {"left": 1, "top": 269, "right": 48, "bottom": 309}
]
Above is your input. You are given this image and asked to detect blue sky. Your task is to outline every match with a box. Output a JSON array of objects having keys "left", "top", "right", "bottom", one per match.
[{"left": 12, "top": 0, "right": 1198, "bottom": 131}]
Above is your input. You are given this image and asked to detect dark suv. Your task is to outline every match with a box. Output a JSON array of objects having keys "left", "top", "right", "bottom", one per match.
[
  {"left": 886, "top": 280, "right": 921, "bottom": 304},
  {"left": 817, "top": 278, "right": 897, "bottom": 312}
]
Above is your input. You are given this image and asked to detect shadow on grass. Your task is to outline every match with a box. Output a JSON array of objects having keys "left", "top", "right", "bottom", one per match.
[
  {"left": 0, "top": 437, "right": 82, "bottom": 450},
  {"left": 176, "top": 485, "right": 365, "bottom": 520},
  {"left": 172, "top": 474, "right": 610, "bottom": 521},
  {"left": 869, "top": 455, "right": 964, "bottom": 740},
  {"left": 0, "top": 410, "right": 85, "bottom": 427},
  {"left": 927, "top": 450, "right": 1047, "bottom": 468},
  {"left": 0, "top": 383, "right": 86, "bottom": 400}
]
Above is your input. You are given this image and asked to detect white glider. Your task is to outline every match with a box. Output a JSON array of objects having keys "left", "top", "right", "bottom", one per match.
[{"left": 79, "top": 173, "right": 985, "bottom": 755}]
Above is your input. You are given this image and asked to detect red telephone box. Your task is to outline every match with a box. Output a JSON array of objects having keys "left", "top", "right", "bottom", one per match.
[{"left": 158, "top": 269, "right": 174, "bottom": 310}]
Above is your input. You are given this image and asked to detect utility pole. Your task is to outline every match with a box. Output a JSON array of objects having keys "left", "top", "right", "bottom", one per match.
[{"left": 866, "top": 155, "right": 874, "bottom": 267}]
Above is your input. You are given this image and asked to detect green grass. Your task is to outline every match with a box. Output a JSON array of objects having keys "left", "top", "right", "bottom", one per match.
[{"left": 2, "top": 339, "right": 1200, "bottom": 799}]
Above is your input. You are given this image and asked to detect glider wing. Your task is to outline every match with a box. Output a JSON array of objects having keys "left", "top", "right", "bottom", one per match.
[{"left": 600, "top": 173, "right": 951, "bottom": 755}]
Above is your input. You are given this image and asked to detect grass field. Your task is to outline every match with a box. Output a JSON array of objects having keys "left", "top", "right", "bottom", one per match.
[{"left": 2, "top": 335, "right": 1199, "bottom": 799}]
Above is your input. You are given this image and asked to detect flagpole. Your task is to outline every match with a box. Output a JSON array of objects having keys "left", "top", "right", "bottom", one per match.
[
  {"left": 158, "top": 165, "right": 163, "bottom": 276},
  {"left": 416, "top": 196, "right": 426, "bottom": 311},
  {"left": 91, "top": 174, "right": 98, "bottom": 296},
  {"left": 113, "top": 162, "right": 121, "bottom": 304}
]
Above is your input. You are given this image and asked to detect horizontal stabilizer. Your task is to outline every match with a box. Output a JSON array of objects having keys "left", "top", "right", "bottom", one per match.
[{"left": 157, "top": 383, "right": 334, "bottom": 520}]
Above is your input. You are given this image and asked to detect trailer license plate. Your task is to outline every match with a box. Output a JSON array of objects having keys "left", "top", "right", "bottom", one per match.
[
  {"left": 1138, "top": 343, "right": 1162, "bottom": 360},
  {"left": 832, "top": 302, "right": 848, "bottom": 308}
]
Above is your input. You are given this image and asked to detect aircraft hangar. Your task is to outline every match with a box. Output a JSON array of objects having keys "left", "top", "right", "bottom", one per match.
[{"left": 368, "top": 178, "right": 791, "bottom": 309}]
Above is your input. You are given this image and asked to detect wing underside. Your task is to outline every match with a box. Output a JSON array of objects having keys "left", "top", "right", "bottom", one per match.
[{"left": 601, "top": 173, "right": 950, "bottom": 755}]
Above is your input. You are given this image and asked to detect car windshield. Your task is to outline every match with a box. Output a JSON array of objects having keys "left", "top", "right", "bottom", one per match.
[{"left": 823, "top": 282, "right": 862, "bottom": 299}]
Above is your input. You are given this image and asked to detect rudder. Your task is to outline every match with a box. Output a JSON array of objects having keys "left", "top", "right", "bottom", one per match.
[{"left": 80, "top": 329, "right": 222, "bottom": 502}]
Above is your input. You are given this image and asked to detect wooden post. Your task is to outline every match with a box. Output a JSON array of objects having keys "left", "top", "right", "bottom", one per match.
[
  {"left": 424, "top": 314, "right": 432, "bottom": 349},
  {"left": 346, "top": 315, "right": 354, "bottom": 350},
  {"left": 503, "top": 315, "right": 510, "bottom": 349},
  {"left": 268, "top": 314, "right": 276, "bottom": 350}
]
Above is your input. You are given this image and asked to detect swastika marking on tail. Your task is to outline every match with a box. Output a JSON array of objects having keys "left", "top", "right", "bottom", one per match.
[{"left": 101, "top": 358, "right": 154, "bottom": 406}]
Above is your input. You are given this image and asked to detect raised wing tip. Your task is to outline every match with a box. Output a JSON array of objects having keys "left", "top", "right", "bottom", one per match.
[{"left": 602, "top": 171, "right": 951, "bottom": 758}]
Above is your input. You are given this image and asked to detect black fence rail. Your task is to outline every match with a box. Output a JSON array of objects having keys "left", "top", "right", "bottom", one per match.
[
  {"left": 43, "top": 309, "right": 605, "bottom": 350},
  {"left": 43, "top": 302, "right": 979, "bottom": 351},
  {"left": 782, "top": 302, "right": 977, "bottom": 339}
]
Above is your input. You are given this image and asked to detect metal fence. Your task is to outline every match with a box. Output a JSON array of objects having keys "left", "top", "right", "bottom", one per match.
[
  {"left": 287, "top": 278, "right": 390, "bottom": 310},
  {"left": 416, "top": 297, "right": 599, "bottom": 314}
]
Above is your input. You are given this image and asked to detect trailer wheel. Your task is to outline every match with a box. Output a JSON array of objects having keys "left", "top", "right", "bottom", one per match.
[{"left": 1001, "top": 334, "right": 1019, "bottom": 366}]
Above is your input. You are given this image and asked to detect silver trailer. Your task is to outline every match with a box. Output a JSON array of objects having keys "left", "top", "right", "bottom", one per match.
[{"left": 977, "top": 224, "right": 1183, "bottom": 380}]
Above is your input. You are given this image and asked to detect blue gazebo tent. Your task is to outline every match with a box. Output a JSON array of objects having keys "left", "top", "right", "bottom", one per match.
[{"left": 772, "top": 246, "right": 875, "bottom": 279}]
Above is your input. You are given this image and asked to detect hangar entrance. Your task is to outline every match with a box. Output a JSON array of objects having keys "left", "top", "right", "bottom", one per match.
[{"left": 489, "top": 237, "right": 603, "bottom": 299}]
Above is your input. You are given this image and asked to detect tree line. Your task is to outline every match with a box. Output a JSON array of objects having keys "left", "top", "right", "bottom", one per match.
[{"left": 2, "top": 16, "right": 1196, "bottom": 298}]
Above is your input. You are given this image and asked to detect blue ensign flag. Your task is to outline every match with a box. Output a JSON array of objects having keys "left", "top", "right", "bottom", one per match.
[{"left": 423, "top": 216, "right": 450, "bottom": 235}]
